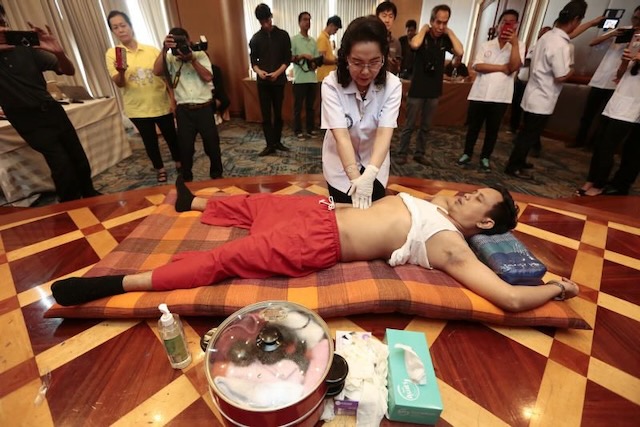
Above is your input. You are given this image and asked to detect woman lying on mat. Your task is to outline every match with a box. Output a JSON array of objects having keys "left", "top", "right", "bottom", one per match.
[{"left": 52, "top": 177, "right": 579, "bottom": 312}]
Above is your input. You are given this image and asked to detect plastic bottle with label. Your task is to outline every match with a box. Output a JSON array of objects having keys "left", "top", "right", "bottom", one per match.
[{"left": 158, "top": 303, "right": 192, "bottom": 369}]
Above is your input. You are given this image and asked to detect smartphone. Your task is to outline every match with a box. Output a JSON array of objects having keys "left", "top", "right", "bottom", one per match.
[
  {"left": 629, "top": 34, "right": 640, "bottom": 59},
  {"left": 598, "top": 8, "right": 625, "bottom": 28},
  {"left": 4, "top": 31, "right": 40, "bottom": 47},
  {"left": 615, "top": 28, "right": 635, "bottom": 44},
  {"left": 115, "top": 46, "right": 127, "bottom": 69},
  {"left": 500, "top": 22, "right": 517, "bottom": 37}
]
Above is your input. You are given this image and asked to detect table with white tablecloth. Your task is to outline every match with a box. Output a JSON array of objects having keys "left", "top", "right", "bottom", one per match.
[{"left": 0, "top": 98, "right": 131, "bottom": 206}]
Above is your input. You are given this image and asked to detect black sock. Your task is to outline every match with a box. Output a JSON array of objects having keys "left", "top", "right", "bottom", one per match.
[
  {"left": 175, "top": 175, "right": 195, "bottom": 212},
  {"left": 51, "top": 275, "right": 125, "bottom": 306}
]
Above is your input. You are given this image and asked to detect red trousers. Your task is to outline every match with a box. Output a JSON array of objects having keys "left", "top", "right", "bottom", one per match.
[{"left": 152, "top": 194, "right": 341, "bottom": 290}]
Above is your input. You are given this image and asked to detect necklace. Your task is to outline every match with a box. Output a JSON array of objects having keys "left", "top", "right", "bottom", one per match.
[{"left": 358, "top": 88, "right": 367, "bottom": 99}]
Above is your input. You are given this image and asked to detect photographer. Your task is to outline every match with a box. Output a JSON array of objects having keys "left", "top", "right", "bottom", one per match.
[
  {"left": 396, "top": 4, "right": 463, "bottom": 166},
  {"left": 153, "top": 27, "right": 223, "bottom": 182},
  {"left": 291, "top": 11, "right": 320, "bottom": 140},
  {"left": 0, "top": 7, "right": 100, "bottom": 202}
]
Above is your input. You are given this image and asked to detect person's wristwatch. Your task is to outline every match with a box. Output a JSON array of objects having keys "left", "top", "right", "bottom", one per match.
[{"left": 548, "top": 281, "right": 566, "bottom": 301}]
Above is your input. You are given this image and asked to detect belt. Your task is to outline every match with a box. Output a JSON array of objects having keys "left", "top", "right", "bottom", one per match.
[{"left": 179, "top": 100, "right": 213, "bottom": 110}]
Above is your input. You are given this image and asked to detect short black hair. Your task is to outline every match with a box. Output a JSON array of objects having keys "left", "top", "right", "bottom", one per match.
[
  {"left": 498, "top": 9, "right": 519, "bottom": 23},
  {"left": 298, "top": 11, "right": 310, "bottom": 23},
  {"left": 376, "top": 1, "right": 397, "bottom": 17},
  {"left": 405, "top": 19, "right": 417, "bottom": 29},
  {"left": 431, "top": 4, "right": 451, "bottom": 22},
  {"left": 483, "top": 186, "right": 519, "bottom": 235},
  {"left": 169, "top": 27, "right": 189, "bottom": 39},
  {"left": 557, "top": 0, "right": 587, "bottom": 24},
  {"left": 255, "top": 3, "right": 272, "bottom": 21},
  {"left": 107, "top": 10, "right": 133, "bottom": 29},
  {"left": 337, "top": 15, "right": 389, "bottom": 88}
]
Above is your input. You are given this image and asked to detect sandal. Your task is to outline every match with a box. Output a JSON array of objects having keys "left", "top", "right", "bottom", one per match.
[{"left": 156, "top": 170, "right": 168, "bottom": 183}]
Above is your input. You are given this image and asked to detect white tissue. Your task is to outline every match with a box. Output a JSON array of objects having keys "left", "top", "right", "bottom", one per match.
[
  {"left": 335, "top": 333, "right": 389, "bottom": 427},
  {"left": 394, "top": 343, "right": 426, "bottom": 385}
]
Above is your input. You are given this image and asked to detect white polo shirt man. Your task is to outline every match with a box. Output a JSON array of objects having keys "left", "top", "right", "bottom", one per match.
[
  {"left": 320, "top": 70, "right": 402, "bottom": 194},
  {"left": 521, "top": 27, "right": 572, "bottom": 115}
]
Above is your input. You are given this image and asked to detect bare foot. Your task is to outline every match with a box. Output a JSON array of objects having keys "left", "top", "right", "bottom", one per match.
[{"left": 584, "top": 187, "right": 603, "bottom": 196}]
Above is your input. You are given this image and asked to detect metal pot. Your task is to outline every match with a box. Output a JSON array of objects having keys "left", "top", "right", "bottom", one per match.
[{"left": 204, "top": 301, "right": 347, "bottom": 427}]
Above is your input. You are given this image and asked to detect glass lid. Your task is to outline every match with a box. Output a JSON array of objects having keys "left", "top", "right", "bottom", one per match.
[{"left": 205, "top": 301, "right": 333, "bottom": 410}]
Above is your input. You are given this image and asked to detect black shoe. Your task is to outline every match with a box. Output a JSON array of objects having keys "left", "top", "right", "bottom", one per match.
[
  {"left": 413, "top": 155, "right": 429, "bottom": 166},
  {"left": 274, "top": 142, "right": 290, "bottom": 152},
  {"left": 505, "top": 168, "right": 534, "bottom": 180},
  {"left": 181, "top": 171, "right": 194, "bottom": 182},
  {"left": 601, "top": 185, "right": 628, "bottom": 196},
  {"left": 83, "top": 190, "right": 102, "bottom": 198},
  {"left": 258, "top": 146, "right": 277, "bottom": 156},
  {"left": 522, "top": 162, "right": 534, "bottom": 169},
  {"left": 565, "top": 141, "right": 584, "bottom": 149}
]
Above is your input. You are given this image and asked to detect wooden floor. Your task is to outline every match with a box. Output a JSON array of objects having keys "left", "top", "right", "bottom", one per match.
[{"left": 0, "top": 175, "right": 638, "bottom": 426}]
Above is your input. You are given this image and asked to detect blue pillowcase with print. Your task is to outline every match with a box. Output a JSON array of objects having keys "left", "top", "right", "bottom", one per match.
[{"left": 468, "top": 232, "right": 547, "bottom": 285}]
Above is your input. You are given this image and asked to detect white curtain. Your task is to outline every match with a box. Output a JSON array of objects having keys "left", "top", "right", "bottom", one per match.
[
  {"left": 56, "top": 0, "right": 114, "bottom": 98},
  {"left": 334, "top": 0, "right": 378, "bottom": 48},
  {"left": 272, "top": 0, "right": 328, "bottom": 40},
  {"left": 134, "top": 0, "right": 170, "bottom": 48}
]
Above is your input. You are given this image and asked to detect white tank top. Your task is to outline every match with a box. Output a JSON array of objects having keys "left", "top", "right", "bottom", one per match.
[{"left": 388, "top": 193, "right": 462, "bottom": 268}]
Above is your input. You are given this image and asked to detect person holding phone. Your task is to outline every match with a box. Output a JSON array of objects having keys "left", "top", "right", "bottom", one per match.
[
  {"left": 569, "top": 5, "right": 640, "bottom": 149},
  {"left": 0, "top": 6, "right": 100, "bottom": 202},
  {"left": 456, "top": 9, "right": 524, "bottom": 173},
  {"left": 577, "top": 42, "right": 640, "bottom": 196},
  {"left": 105, "top": 10, "right": 181, "bottom": 183}
]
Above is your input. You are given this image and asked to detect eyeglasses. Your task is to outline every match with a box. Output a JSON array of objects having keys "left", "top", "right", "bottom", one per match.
[{"left": 347, "top": 58, "right": 384, "bottom": 72}]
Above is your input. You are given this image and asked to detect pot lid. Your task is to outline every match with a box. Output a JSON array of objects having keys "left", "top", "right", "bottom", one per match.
[{"left": 205, "top": 301, "right": 333, "bottom": 410}]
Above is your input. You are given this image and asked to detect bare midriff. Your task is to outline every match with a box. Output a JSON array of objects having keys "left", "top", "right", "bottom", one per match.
[{"left": 335, "top": 195, "right": 412, "bottom": 262}]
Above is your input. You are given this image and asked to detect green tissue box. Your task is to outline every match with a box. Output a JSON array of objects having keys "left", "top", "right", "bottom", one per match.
[{"left": 385, "top": 329, "right": 443, "bottom": 425}]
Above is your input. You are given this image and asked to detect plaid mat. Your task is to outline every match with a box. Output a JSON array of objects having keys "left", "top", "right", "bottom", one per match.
[{"left": 45, "top": 191, "right": 590, "bottom": 329}]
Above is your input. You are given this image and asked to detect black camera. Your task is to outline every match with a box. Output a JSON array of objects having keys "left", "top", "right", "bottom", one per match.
[
  {"left": 5, "top": 31, "right": 40, "bottom": 47},
  {"left": 170, "top": 35, "right": 208, "bottom": 56},
  {"left": 305, "top": 55, "right": 323, "bottom": 70},
  {"left": 191, "top": 35, "right": 208, "bottom": 52},
  {"left": 423, "top": 60, "right": 436, "bottom": 73}
]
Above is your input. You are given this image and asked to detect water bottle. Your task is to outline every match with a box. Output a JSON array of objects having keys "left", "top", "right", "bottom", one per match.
[{"left": 451, "top": 67, "right": 458, "bottom": 81}]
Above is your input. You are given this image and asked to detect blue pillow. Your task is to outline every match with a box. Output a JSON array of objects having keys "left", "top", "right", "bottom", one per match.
[{"left": 468, "top": 232, "right": 547, "bottom": 285}]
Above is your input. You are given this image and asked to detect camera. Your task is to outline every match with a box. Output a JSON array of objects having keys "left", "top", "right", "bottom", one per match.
[
  {"left": 192, "top": 35, "right": 208, "bottom": 52},
  {"left": 305, "top": 55, "right": 323, "bottom": 70},
  {"left": 170, "top": 35, "right": 208, "bottom": 56},
  {"left": 5, "top": 31, "right": 40, "bottom": 47}
]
